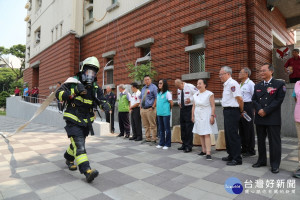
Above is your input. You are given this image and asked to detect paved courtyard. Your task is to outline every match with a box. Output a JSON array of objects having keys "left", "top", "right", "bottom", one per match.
[{"left": 0, "top": 115, "right": 299, "bottom": 200}]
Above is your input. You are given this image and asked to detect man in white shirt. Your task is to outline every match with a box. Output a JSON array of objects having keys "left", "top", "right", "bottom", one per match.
[
  {"left": 238, "top": 67, "right": 256, "bottom": 158},
  {"left": 129, "top": 82, "right": 143, "bottom": 141},
  {"left": 219, "top": 66, "right": 244, "bottom": 166},
  {"left": 175, "top": 79, "right": 198, "bottom": 153}
]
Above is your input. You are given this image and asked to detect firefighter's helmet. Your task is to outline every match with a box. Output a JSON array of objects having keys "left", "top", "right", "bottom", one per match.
[
  {"left": 80, "top": 56, "right": 100, "bottom": 85},
  {"left": 80, "top": 56, "right": 100, "bottom": 73}
]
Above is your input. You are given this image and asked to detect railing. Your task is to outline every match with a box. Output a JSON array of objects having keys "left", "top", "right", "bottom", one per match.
[{"left": 21, "top": 95, "right": 61, "bottom": 110}]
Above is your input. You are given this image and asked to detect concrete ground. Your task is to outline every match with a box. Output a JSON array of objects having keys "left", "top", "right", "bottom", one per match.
[{"left": 0, "top": 115, "right": 299, "bottom": 200}]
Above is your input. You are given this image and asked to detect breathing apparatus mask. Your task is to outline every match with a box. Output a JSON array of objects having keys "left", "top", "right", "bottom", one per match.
[{"left": 81, "top": 65, "right": 97, "bottom": 86}]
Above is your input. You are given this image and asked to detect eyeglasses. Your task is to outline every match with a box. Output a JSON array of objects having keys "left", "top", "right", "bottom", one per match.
[
  {"left": 219, "top": 73, "right": 227, "bottom": 77},
  {"left": 158, "top": 82, "right": 163, "bottom": 85}
]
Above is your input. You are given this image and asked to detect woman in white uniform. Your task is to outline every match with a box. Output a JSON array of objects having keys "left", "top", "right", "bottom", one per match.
[{"left": 192, "top": 79, "right": 218, "bottom": 160}]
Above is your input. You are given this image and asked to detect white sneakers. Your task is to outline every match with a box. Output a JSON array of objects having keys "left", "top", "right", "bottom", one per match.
[{"left": 156, "top": 145, "right": 169, "bottom": 150}]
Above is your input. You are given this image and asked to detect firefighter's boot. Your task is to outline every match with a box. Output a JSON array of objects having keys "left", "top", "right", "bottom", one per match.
[
  {"left": 84, "top": 169, "right": 99, "bottom": 183},
  {"left": 66, "top": 160, "right": 77, "bottom": 171}
]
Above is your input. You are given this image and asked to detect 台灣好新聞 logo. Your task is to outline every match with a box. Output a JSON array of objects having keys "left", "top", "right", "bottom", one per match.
[{"left": 225, "top": 177, "right": 243, "bottom": 194}]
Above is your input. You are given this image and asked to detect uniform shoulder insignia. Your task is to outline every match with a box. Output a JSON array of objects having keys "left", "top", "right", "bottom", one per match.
[{"left": 231, "top": 86, "right": 236, "bottom": 92}]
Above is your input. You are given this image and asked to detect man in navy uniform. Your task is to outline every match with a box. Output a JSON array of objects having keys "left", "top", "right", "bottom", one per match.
[
  {"left": 252, "top": 63, "right": 286, "bottom": 174},
  {"left": 105, "top": 86, "right": 116, "bottom": 133}
]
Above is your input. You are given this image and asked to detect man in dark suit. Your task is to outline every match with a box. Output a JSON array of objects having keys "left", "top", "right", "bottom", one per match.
[
  {"left": 252, "top": 63, "right": 286, "bottom": 174},
  {"left": 105, "top": 86, "right": 116, "bottom": 133}
]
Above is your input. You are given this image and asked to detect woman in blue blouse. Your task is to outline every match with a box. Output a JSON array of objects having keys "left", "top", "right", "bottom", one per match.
[{"left": 156, "top": 79, "right": 173, "bottom": 150}]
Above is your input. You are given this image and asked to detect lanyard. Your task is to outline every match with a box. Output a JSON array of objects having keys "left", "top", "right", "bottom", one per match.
[{"left": 240, "top": 79, "right": 250, "bottom": 88}]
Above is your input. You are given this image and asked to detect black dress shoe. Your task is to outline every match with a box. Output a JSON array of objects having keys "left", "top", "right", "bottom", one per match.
[
  {"left": 129, "top": 137, "right": 136, "bottom": 140},
  {"left": 125, "top": 134, "right": 129, "bottom": 138},
  {"left": 135, "top": 138, "right": 142, "bottom": 141},
  {"left": 242, "top": 152, "right": 255, "bottom": 158},
  {"left": 178, "top": 146, "right": 185, "bottom": 150},
  {"left": 222, "top": 156, "right": 233, "bottom": 162},
  {"left": 184, "top": 147, "right": 192, "bottom": 153},
  {"left": 252, "top": 162, "right": 267, "bottom": 168},
  {"left": 116, "top": 134, "right": 124, "bottom": 137},
  {"left": 227, "top": 160, "right": 242, "bottom": 166},
  {"left": 271, "top": 168, "right": 279, "bottom": 174}
]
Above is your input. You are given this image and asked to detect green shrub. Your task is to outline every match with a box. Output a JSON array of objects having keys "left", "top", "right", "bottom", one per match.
[{"left": 0, "top": 91, "right": 10, "bottom": 108}]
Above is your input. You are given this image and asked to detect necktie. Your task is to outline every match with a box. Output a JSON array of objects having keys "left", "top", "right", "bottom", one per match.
[
  {"left": 264, "top": 82, "right": 268, "bottom": 87},
  {"left": 181, "top": 89, "right": 184, "bottom": 108},
  {"left": 141, "top": 87, "right": 148, "bottom": 108}
]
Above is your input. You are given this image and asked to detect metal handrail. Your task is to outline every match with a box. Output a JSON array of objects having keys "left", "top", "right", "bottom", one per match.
[{"left": 21, "top": 95, "right": 60, "bottom": 110}]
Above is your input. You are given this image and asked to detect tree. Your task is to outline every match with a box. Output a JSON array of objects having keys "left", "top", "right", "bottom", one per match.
[
  {"left": 0, "top": 68, "right": 23, "bottom": 93},
  {"left": 0, "top": 44, "right": 26, "bottom": 80},
  {"left": 127, "top": 62, "right": 157, "bottom": 84}
]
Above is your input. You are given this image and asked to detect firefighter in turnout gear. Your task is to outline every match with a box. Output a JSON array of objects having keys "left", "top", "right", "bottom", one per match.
[{"left": 56, "top": 56, "right": 111, "bottom": 183}]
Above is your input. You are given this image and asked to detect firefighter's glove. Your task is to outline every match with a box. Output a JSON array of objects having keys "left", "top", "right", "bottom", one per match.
[
  {"left": 101, "top": 101, "right": 111, "bottom": 113},
  {"left": 75, "top": 83, "right": 87, "bottom": 95}
]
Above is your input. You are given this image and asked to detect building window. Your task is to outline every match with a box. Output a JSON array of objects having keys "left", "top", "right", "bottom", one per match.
[
  {"left": 35, "top": 27, "right": 41, "bottom": 44},
  {"left": 102, "top": 51, "right": 116, "bottom": 87},
  {"left": 60, "top": 23, "right": 63, "bottom": 37},
  {"left": 189, "top": 51, "right": 205, "bottom": 73},
  {"left": 27, "top": 47, "right": 30, "bottom": 60},
  {"left": 142, "top": 47, "right": 151, "bottom": 57},
  {"left": 181, "top": 20, "right": 209, "bottom": 80},
  {"left": 106, "top": 70, "right": 114, "bottom": 85},
  {"left": 88, "top": 8, "right": 93, "bottom": 19},
  {"left": 55, "top": 26, "right": 58, "bottom": 40},
  {"left": 134, "top": 38, "right": 154, "bottom": 64},
  {"left": 192, "top": 34, "right": 204, "bottom": 45},
  {"left": 189, "top": 34, "right": 205, "bottom": 73},
  {"left": 29, "top": 0, "right": 32, "bottom": 10},
  {"left": 84, "top": 0, "right": 94, "bottom": 25},
  {"left": 36, "top": 0, "right": 42, "bottom": 12},
  {"left": 51, "top": 29, "right": 54, "bottom": 42},
  {"left": 107, "top": 0, "right": 119, "bottom": 12},
  {"left": 105, "top": 58, "right": 114, "bottom": 85},
  {"left": 107, "top": 58, "right": 114, "bottom": 66},
  {"left": 89, "top": 0, "right": 93, "bottom": 3},
  {"left": 27, "top": 20, "right": 31, "bottom": 37}
]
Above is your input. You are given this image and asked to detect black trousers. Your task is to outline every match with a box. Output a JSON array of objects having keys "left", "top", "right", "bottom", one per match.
[
  {"left": 180, "top": 106, "right": 194, "bottom": 149},
  {"left": 223, "top": 108, "right": 242, "bottom": 162},
  {"left": 256, "top": 125, "right": 281, "bottom": 168},
  {"left": 118, "top": 112, "right": 130, "bottom": 135},
  {"left": 105, "top": 110, "right": 115, "bottom": 132},
  {"left": 131, "top": 107, "right": 142, "bottom": 139},
  {"left": 239, "top": 102, "right": 255, "bottom": 154}
]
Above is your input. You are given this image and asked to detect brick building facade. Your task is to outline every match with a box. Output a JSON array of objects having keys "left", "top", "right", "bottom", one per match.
[{"left": 24, "top": 0, "right": 294, "bottom": 98}]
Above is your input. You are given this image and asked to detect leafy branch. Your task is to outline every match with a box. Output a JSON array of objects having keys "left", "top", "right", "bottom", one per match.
[{"left": 127, "top": 62, "right": 157, "bottom": 83}]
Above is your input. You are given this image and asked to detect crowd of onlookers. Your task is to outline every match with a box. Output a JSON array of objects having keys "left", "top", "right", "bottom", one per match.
[
  {"left": 14, "top": 48, "right": 300, "bottom": 178},
  {"left": 16, "top": 84, "right": 39, "bottom": 103},
  {"left": 104, "top": 48, "right": 300, "bottom": 178}
]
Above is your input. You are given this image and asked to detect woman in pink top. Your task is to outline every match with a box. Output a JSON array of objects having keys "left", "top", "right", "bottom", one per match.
[{"left": 293, "top": 80, "right": 300, "bottom": 178}]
